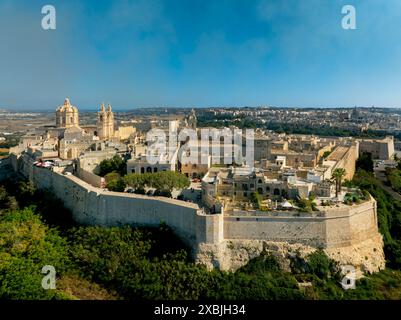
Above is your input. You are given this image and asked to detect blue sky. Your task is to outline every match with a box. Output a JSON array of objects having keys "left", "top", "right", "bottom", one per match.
[{"left": 1, "top": 0, "right": 401, "bottom": 110}]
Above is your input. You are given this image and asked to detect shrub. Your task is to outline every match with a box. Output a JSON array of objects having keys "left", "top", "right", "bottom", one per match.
[{"left": 106, "top": 178, "right": 126, "bottom": 192}]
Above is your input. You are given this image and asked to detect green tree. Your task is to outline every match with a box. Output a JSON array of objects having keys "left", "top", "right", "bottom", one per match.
[
  {"left": 98, "top": 155, "right": 126, "bottom": 176},
  {"left": 0, "top": 207, "right": 71, "bottom": 299},
  {"left": 123, "top": 173, "right": 146, "bottom": 190},
  {"left": 104, "top": 172, "right": 121, "bottom": 183},
  {"left": 297, "top": 196, "right": 317, "bottom": 213},
  {"left": 331, "top": 168, "right": 346, "bottom": 198},
  {"left": 0, "top": 186, "right": 9, "bottom": 209},
  {"left": 148, "top": 171, "right": 190, "bottom": 193},
  {"left": 106, "top": 178, "right": 126, "bottom": 192},
  {"left": 357, "top": 152, "right": 374, "bottom": 172},
  {"left": 306, "top": 250, "right": 339, "bottom": 280},
  {"left": 123, "top": 171, "right": 190, "bottom": 196},
  {"left": 322, "top": 151, "right": 332, "bottom": 159}
]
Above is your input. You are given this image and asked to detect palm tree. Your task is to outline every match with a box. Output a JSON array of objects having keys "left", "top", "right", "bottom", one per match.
[{"left": 332, "top": 168, "right": 346, "bottom": 198}]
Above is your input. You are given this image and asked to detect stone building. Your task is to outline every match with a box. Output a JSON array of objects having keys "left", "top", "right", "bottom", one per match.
[
  {"left": 358, "top": 136, "right": 395, "bottom": 160},
  {"left": 58, "top": 126, "right": 97, "bottom": 160},
  {"left": 56, "top": 98, "right": 79, "bottom": 128},
  {"left": 97, "top": 103, "right": 115, "bottom": 140},
  {"left": 325, "top": 143, "right": 358, "bottom": 181},
  {"left": 185, "top": 109, "right": 197, "bottom": 129}
]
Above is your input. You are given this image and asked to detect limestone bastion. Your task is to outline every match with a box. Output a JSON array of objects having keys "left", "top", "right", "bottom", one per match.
[{"left": 5, "top": 153, "right": 385, "bottom": 278}]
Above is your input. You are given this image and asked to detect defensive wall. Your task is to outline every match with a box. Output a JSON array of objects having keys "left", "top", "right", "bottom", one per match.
[
  {"left": 7, "top": 153, "right": 385, "bottom": 274},
  {"left": 77, "top": 167, "right": 105, "bottom": 188},
  {"left": 223, "top": 198, "right": 378, "bottom": 248}
]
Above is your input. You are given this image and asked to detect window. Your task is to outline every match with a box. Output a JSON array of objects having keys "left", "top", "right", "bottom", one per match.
[{"left": 258, "top": 179, "right": 262, "bottom": 184}]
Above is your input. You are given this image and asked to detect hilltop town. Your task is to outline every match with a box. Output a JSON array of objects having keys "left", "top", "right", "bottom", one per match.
[{"left": 1, "top": 99, "right": 398, "bottom": 276}]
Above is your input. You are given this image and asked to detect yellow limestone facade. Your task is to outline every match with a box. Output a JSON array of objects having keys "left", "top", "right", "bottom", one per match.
[
  {"left": 97, "top": 103, "right": 115, "bottom": 140},
  {"left": 56, "top": 98, "right": 79, "bottom": 128}
]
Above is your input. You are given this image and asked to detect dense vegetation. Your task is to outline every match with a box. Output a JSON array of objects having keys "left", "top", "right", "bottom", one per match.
[
  {"left": 98, "top": 155, "right": 127, "bottom": 177},
  {"left": 98, "top": 155, "right": 190, "bottom": 197},
  {"left": 356, "top": 152, "right": 374, "bottom": 172},
  {"left": 107, "top": 171, "right": 190, "bottom": 196},
  {"left": 345, "top": 168, "right": 401, "bottom": 269}
]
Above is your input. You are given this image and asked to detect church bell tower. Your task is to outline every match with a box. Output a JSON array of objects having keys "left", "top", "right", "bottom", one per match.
[{"left": 97, "top": 102, "right": 114, "bottom": 140}]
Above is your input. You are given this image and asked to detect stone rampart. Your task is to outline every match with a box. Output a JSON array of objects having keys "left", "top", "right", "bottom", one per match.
[{"left": 14, "top": 156, "right": 385, "bottom": 275}]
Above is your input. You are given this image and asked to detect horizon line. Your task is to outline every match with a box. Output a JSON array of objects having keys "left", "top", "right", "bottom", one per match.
[{"left": 2, "top": 105, "right": 401, "bottom": 113}]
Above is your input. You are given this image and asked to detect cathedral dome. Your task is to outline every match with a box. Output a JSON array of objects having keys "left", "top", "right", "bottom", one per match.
[
  {"left": 56, "top": 98, "right": 79, "bottom": 128},
  {"left": 57, "top": 98, "right": 78, "bottom": 113}
]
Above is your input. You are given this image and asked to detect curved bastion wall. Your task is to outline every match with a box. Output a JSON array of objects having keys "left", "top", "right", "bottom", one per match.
[
  {"left": 10, "top": 153, "right": 385, "bottom": 275},
  {"left": 223, "top": 198, "right": 379, "bottom": 248}
]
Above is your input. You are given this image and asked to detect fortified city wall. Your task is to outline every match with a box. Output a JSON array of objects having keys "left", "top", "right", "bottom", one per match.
[{"left": 6, "top": 154, "right": 385, "bottom": 275}]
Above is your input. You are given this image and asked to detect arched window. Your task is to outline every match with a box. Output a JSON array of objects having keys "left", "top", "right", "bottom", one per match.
[
  {"left": 274, "top": 188, "right": 280, "bottom": 196},
  {"left": 141, "top": 167, "right": 145, "bottom": 174},
  {"left": 146, "top": 167, "right": 152, "bottom": 173},
  {"left": 153, "top": 167, "right": 158, "bottom": 173},
  {"left": 257, "top": 187, "right": 263, "bottom": 195},
  {"left": 258, "top": 179, "right": 262, "bottom": 184},
  {"left": 266, "top": 186, "right": 270, "bottom": 193}
]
